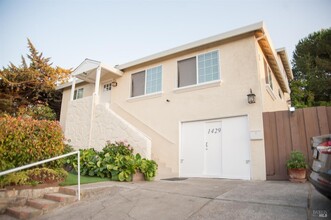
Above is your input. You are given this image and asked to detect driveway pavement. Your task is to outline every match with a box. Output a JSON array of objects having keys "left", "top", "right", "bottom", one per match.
[{"left": 36, "top": 178, "right": 331, "bottom": 220}]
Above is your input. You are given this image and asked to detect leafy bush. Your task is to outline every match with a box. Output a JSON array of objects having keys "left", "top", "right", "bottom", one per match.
[
  {"left": 0, "top": 168, "right": 68, "bottom": 188},
  {"left": 0, "top": 116, "right": 65, "bottom": 171},
  {"left": 286, "top": 150, "right": 307, "bottom": 169},
  {"left": 68, "top": 141, "right": 158, "bottom": 182},
  {"left": 17, "top": 104, "right": 56, "bottom": 121},
  {"left": 27, "top": 168, "right": 68, "bottom": 184}
]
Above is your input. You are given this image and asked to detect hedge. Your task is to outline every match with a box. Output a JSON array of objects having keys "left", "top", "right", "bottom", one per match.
[{"left": 0, "top": 116, "right": 65, "bottom": 171}]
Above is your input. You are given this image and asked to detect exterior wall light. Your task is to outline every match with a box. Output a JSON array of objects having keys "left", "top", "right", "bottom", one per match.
[
  {"left": 111, "top": 81, "right": 118, "bottom": 87},
  {"left": 247, "top": 89, "right": 256, "bottom": 104}
]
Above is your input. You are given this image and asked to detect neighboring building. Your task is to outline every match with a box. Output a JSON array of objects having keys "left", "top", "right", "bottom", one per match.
[{"left": 57, "top": 22, "right": 293, "bottom": 180}]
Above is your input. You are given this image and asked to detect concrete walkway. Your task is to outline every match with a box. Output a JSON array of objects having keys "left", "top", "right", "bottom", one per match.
[{"left": 35, "top": 178, "right": 331, "bottom": 220}]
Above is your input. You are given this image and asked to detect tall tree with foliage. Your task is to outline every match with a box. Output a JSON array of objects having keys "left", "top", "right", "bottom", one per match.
[
  {"left": 290, "top": 28, "right": 331, "bottom": 107},
  {"left": 0, "top": 39, "right": 71, "bottom": 119}
]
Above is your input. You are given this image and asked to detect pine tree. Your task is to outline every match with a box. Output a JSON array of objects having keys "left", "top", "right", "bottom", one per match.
[
  {"left": 0, "top": 39, "right": 71, "bottom": 119},
  {"left": 290, "top": 28, "right": 331, "bottom": 107}
]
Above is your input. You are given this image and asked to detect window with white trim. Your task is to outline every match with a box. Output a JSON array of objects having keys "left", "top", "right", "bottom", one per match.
[
  {"left": 264, "top": 59, "right": 273, "bottom": 90},
  {"left": 131, "top": 66, "right": 162, "bottom": 97},
  {"left": 178, "top": 50, "right": 220, "bottom": 88},
  {"left": 103, "top": 83, "right": 111, "bottom": 91},
  {"left": 74, "top": 88, "right": 84, "bottom": 100}
]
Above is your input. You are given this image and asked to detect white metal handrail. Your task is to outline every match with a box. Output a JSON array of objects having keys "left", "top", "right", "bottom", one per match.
[{"left": 0, "top": 151, "right": 81, "bottom": 201}]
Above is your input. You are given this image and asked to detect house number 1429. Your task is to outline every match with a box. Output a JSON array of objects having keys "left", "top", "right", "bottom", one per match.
[{"left": 208, "top": 128, "right": 221, "bottom": 134}]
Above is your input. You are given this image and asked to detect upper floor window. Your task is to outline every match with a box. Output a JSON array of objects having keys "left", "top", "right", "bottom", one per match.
[
  {"left": 178, "top": 50, "right": 220, "bottom": 88},
  {"left": 74, "top": 88, "right": 84, "bottom": 100},
  {"left": 131, "top": 66, "right": 162, "bottom": 97},
  {"left": 264, "top": 59, "right": 273, "bottom": 90},
  {"left": 103, "top": 83, "right": 112, "bottom": 91}
]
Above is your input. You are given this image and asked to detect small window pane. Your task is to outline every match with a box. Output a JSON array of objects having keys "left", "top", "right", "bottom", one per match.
[
  {"left": 146, "top": 66, "right": 162, "bottom": 94},
  {"left": 132, "top": 71, "right": 145, "bottom": 97},
  {"left": 198, "top": 51, "right": 219, "bottom": 83},
  {"left": 74, "top": 88, "right": 84, "bottom": 100},
  {"left": 178, "top": 57, "right": 197, "bottom": 87}
]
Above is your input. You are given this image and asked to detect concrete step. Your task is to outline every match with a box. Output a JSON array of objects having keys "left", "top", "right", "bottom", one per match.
[
  {"left": 0, "top": 214, "right": 17, "bottom": 220},
  {"left": 59, "top": 187, "right": 77, "bottom": 196},
  {"left": 27, "top": 198, "right": 60, "bottom": 211},
  {"left": 6, "top": 206, "right": 42, "bottom": 220},
  {"left": 44, "top": 193, "right": 76, "bottom": 203}
]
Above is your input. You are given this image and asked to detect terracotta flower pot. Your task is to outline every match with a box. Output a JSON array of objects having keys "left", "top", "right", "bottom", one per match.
[
  {"left": 132, "top": 171, "right": 145, "bottom": 182},
  {"left": 288, "top": 168, "right": 307, "bottom": 183}
]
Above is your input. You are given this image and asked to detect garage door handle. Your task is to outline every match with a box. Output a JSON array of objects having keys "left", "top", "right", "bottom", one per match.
[
  {"left": 246, "top": 160, "right": 250, "bottom": 164},
  {"left": 205, "top": 142, "right": 208, "bottom": 150},
  {"left": 181, "top": 159, "right": 184, "bottom": 163}
]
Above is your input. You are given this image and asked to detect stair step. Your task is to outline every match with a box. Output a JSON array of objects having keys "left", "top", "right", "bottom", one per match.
[
  {"left": 0, "top": 214, "right": 17, "bottom": 220},
  {"left": 27, "top": 198, "right": 60, "bottom": 211},
  {"left": 59, "top": 187, "right": 77, "bottom": 196},
  {"left": 44, "top": 193, "right": 76, "bottom": 203},
  {"left": 6, "top": 206, "right": 42, "bottom": 220}
]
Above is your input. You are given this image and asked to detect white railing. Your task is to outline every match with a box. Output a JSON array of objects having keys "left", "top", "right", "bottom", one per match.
[{"left": 0, "top": 151, "right": 81, "bottom": 201}]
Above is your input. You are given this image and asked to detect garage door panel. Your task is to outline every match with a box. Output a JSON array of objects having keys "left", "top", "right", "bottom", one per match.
[
  {"left": 221, "top": 117, "right": 251, "bottom": 180},
  {"left": 181, "top": 121, "right": 205, "bottom": 177}
]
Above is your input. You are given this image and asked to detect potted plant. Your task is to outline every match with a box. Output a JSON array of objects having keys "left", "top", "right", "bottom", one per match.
[{"left": 286, "top": 150, "right": 307, "bottom": 183}]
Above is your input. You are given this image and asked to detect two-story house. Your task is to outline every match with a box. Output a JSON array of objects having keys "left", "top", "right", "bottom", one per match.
[{"left": 57, "top": 21, "right": 293, "bottom": 180}]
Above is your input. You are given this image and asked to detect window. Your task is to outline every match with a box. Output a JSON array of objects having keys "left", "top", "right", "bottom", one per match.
[
  {"left": 264, "top": 59, "right": 273, "bottom": 90},
  {"left": 177, "top": 50, "right": 220, "bottom": 87},
  {"left": 278, "top": 89, "right": 282, "bottom": 99},
  {"left": 74, "top": 88, "right": 84, "bottom": 100},
  {"left": 103, "top": 83, "right": 111, "bottom": 91},
  {"left": 131, "top": 66, "right": 162, "bottom": 97}
]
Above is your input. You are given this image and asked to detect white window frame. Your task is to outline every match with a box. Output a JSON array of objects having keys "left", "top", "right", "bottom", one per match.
[
  {"left": 73, "top": 88, "right": 84, "bottom": 100},
  {"left": 145, "top": 65, "right": 162, "bottom": 95},
  {"left": 103, "top": 82, "right": 112, "bottom": 92},
  {"left": 130, "top": 65, "right": 163, "bottom": 98},
  {"left": 177, "top": 49, "right": 221, "bottom": 88},
  {"left": 196, "top": 50, "right": 220, "bottom": 84}
]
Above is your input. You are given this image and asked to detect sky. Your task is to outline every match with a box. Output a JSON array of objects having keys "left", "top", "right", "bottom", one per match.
[{"left": 0, "top": 0, "right": 330, "bottom": 70}]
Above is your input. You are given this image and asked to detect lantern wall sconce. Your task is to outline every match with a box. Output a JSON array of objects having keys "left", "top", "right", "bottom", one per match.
[
  {"left": 111, "top": 81, "right": 118, "bottom": 87},
  {"left": 247, "top": 89, "right": 256, "bottom": 104}
]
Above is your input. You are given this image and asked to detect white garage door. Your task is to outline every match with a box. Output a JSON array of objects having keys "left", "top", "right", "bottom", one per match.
[{"left": 180, "top": 116, "right": 251, "bottom": 180}]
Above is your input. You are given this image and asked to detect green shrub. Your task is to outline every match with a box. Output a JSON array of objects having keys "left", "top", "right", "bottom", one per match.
[
  {"left": 26, "top": 168, "right": 68, "bottom": 184},
  {"left": 17, "top": 104, "right": 56, "bottom": 121},
  {"left": 68, "top": 141, "right": 158, "bottom": 182},
  {"left": 286, "top": 150, "right": 307, "bottom": 169},
  {"left": 0, "top": 168, "right": 68, "bottom": 188},
  {"left": 0, "top": 116, "right": 65, "bottom": 171},
  {"left": 0, "top": 171, "right": 30, "bottom": 188}
]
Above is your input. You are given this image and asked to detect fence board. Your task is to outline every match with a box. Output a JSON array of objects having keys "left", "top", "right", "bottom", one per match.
[
  {"left": 264, "top": 106, "right": 331, "bottom": 180},
  {"left": 317, "top": 106, "right": 330, "bottom": 135}
]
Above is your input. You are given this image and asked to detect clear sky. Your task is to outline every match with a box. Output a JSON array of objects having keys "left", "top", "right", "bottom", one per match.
[{"left": 0, "top": 0, "right": 330, "bottom": 70}]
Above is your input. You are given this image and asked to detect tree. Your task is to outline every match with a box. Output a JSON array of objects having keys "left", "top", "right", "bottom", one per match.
[
  {"left": 290, "top": 28, "right": 331, "bottom": 107},
  {"left": 0, "top": 39, "right": 71, "bottom": 119}
]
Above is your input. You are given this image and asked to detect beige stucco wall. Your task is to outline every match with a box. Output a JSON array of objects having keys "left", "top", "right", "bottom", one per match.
[
  {"left": 59, "top": 82, "right": 95, "bottom": 130},
  {"left": 256, "top": 43, "right": 290, "bottom": 112},
  {"left": 65, "top": 96, "right": 93, "bottom": 148},
  {"left": 90, "top": 103, "right": 151, "bottom": 158},
  {"left": 110, "top": 35, "right": 267, "bottom": 180}
]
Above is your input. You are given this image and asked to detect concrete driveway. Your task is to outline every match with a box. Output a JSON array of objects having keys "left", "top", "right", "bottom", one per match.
[{"left": 36, "top": 178, "right": 331, "bottom": 220}]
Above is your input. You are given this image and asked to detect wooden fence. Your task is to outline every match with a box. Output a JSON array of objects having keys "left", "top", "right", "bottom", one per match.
[{"left": 263, "top": 106, "right": 331, "bottom": 180}]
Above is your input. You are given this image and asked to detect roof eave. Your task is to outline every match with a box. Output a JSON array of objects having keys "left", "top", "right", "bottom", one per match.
[{"left": 117, "top": 21, "right": 265, "bottom": 70}]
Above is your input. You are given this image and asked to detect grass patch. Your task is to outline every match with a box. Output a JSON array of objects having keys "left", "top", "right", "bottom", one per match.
[{"left": 59, "top": 173, "right": 110, "bottom": 186}]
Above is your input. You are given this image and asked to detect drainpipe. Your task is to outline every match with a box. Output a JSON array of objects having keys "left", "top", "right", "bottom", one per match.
[{"left": 88, "top": 66, "right": 101, "bottom": 148}]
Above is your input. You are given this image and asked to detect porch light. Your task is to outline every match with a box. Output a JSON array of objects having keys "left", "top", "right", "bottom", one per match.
[
  {"left": 247, "top": 89, "right": 256, "bottom": 104},
  {"left": 111, "top": 81, "right": 118, "bottom": 87}
]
